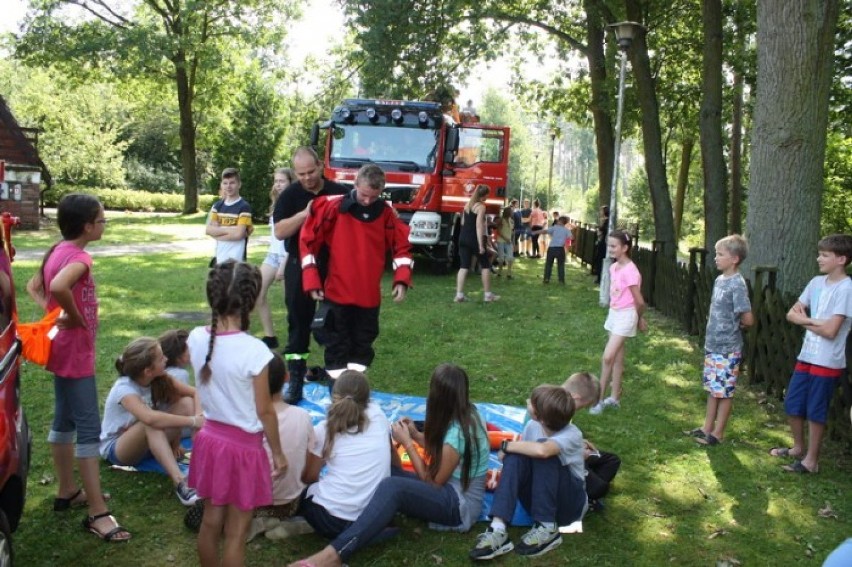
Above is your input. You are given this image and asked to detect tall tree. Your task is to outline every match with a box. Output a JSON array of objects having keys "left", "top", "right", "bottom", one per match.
[
  {"left": 624, "top": 0, "right": 677, "bottom": 257},
  {"left": 16, "top": 0, "right": 297, "bottom": 213},
  {"left": 744, "top": 0, "right": 839, "bottom": 292},
  {"left": 699, "top": 0, "right": 727, "bottom": 248}
]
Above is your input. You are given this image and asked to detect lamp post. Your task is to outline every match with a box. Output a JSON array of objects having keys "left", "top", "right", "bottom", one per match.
[
  {"left": 600, "top": 21, "right": 643, "bottom": 307},
  {"left": 547, "top": 128, "right": 557, "bottom": 210}
]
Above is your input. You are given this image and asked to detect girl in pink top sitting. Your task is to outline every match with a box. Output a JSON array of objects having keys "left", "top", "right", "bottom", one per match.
[
  {"left": 27, "top": 194, "right": 131, "bottom": 542},
  {"left": 590, "top": 230, "right": 647, "bottom": 415}
]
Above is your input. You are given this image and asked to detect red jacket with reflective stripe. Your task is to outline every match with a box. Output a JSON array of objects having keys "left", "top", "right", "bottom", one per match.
[{"left": 300, "top": 195, "right": 413, "bottom": 308}]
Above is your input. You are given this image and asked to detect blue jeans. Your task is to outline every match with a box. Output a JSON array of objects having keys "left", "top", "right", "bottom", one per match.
[
  {"left": 331, "top": 469, "right": 461, "bottom": 561},
  {"left": 48, "top": 375, "right": 101, "bottom": 458},
  {"left": 299, "top": 492, "right": 353, "bottom": 540},
  {"left": 490, "top": 454, "right": 586, "bottom": 525}
]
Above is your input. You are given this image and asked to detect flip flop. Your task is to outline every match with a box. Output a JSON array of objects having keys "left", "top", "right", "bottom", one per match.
[
  {"left": 682, "top": 428, "right": 707, "bottom": 439},
  {"left": 782, "top": 460, "right": 818, "bottom": 474},
  {"left": 83, "top": 511, "right": 131, "bottom": 542},
  {"left": 695, "top": 434, "right": 721, "bottom": 446},
  {"left": 768, "top": 447, "right": 801, "bottom": 458}
]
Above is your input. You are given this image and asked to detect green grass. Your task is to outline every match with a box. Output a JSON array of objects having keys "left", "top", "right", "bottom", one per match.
[{"left": 10, "top": 225, "right": 852, "bottom": 566}]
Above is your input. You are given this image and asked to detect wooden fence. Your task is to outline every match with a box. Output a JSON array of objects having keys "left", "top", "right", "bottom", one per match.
[{"left": 569, "top": 222, "right": 852, "bottom": 447}]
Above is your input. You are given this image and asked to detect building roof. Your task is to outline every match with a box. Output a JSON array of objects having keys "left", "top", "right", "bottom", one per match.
[{"left": 0, "top": 95, "right": 52, "bottom": 185}]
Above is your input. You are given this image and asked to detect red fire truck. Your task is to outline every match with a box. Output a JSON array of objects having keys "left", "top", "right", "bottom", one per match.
[{"left": 310, "top": 99, "right": 511, "bottom": 271}]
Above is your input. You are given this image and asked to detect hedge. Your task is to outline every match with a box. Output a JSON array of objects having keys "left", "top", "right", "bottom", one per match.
[{"left": 43, "top": 185, "right": 218, "bottom": 213}]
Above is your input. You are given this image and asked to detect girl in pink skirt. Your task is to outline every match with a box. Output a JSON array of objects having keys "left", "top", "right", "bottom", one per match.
[{"left": 187, "top": 260, "right": 288, "bottom": 566}]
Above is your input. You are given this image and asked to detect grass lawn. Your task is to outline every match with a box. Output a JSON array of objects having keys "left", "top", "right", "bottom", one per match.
[{"left": 10, "top": 220, "right": 851, "bottom": 566}]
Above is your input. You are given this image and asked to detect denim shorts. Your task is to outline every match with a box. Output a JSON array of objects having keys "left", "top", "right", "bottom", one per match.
[
  {"left": 263, "top": 252, "right": 284, "bottom": 269},
  {"left": 48, "top": 375, "right": 101, "bottom": 458}
]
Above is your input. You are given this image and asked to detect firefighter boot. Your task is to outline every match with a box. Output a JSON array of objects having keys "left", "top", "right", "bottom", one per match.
[{"left": 285, "top": 359, "right": 307, "bottom": 404}]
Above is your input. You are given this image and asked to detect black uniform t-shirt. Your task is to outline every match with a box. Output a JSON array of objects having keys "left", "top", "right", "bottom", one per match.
[{"left": 272, "top": 178, "right": 348, "bottom": 258}]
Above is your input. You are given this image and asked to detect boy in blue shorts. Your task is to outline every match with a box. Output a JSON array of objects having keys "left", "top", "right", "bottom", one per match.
[
  {"left": 769, "top": 234, "right": 852, "bottom": 473},
  {"left": 684, "top": 234, "right": 753, "bottom": 446},
  {"left": 469, "top": 385, "right": 586, "bottom": 561}
]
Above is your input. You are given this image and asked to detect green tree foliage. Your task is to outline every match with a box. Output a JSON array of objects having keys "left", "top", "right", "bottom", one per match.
[
  {"left": 15, "top": 0, "right": 300, "bottom": 213},
  {"left": 823, "top": 133, "right": 852, "bottom": 236},
  {"left": 211, "top": 72, "right": 285, "bottom": 219},
  {"left": 0, "top": 60, "right": 127, "bottom": 187}
]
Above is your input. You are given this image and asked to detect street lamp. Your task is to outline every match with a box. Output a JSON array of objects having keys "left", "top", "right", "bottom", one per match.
[
  {"left": 600, "top": 20, "right": 643, "bottom": 307},
  {"left": 547, "top": 128, "right": 557, "bottom": 211}
]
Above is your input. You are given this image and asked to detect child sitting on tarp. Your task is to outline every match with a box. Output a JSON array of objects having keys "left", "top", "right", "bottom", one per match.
[
  {"left": 562, "top": 372, "right": 621, "bottom": 510},
  {"left": 470, "top": 385, "right": 586, "bottom": 561}
]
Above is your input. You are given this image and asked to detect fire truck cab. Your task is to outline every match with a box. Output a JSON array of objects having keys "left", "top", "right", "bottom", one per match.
[{"left": 310, "top": 98, "right": 510, "bottom": 271}]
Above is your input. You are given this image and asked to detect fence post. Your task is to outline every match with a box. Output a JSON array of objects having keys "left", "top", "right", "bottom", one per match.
[
  {"left": 748, "top": 265, "right": 777, "bottom": 385},
  {"left": 686, "top": 248, "right": 703, "bottom": 334},
  {"left": 649, "top": 240, "right": 662, "bottom": 308}
]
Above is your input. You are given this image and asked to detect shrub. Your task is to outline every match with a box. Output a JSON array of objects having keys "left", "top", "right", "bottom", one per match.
[{"left": 44, "top": 185, "right": 217, "bottom": 213}]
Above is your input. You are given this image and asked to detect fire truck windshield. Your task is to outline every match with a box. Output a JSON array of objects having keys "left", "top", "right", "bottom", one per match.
[{"left": 329, "top": 124, "right": 439, "bottom": 172}]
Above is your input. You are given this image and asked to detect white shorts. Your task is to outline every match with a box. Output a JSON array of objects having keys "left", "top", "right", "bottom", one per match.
[{"left": 604, "top": 307, "right": 638, "bottom": 338}]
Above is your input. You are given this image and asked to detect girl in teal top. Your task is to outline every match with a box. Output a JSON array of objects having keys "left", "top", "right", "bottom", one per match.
[{"left": 292, "top": 363, "right": 488, "bottom": 567}]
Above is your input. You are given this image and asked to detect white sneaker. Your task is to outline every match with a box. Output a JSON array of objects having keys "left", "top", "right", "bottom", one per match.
[
  {"left": 483, "top": 293, "right": 500, "bottom": 303},
  {"left": 589, "top": 402, "right": 604, "bottom": 415},
  {"left": 175, "top": 480, "right": 199, "bottom": 506},
  {"left": 602, "top": 396, "right": 620, "bottom": 409}
]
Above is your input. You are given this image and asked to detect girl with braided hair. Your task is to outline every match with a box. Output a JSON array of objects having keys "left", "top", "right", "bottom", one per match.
[{"left": 187, "top": 259, "right": 288, "bottom": 566}]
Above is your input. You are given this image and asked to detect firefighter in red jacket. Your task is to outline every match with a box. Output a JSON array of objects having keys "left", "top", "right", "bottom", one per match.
[{"left": 300, "top": 164, "right": 413, "bottom": 384}]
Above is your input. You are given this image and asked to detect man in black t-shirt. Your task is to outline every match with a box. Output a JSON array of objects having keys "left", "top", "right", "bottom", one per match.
[{"left": 272, "top": 146, "right": 347, "bottom": 403}]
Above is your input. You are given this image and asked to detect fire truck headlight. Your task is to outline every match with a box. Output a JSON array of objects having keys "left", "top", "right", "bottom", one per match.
[
  {"left": 366, "top": 108, "right": 379, "bottom": 123},
  {"left": 391, "top": 108, "right": 403, "bottom": 124},
  {"left": 418, "top": 111, "right": 429, "bottom": 127}
]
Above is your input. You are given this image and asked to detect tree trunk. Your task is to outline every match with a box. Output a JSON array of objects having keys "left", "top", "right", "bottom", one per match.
[
  {"left": 728, "top": 2, "right": 747, "bottom": 235},
  {"left": 584, "top": 0, "right": 615, "bottom": 209},
  {"left": 729, "top": 70, "right": 744, "bottom": 234},
  {"left": 174, "top": 51, "right": 199, "bottom": 214},
  {"left": 699, "top": 0, "right": 727, "bottom": 249},
  {"left": 624, "top": 0, "right": 677, "bottom": 258},
  {"left": 674, "top": 137, "right": 694, "bottom": 241},
  {"left": 743, "top": 0, "right": 839, "bottom": 293}
]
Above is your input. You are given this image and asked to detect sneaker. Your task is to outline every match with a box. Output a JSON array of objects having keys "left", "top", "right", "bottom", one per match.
[
  {"left": 454, "top": 294, "right": 469, "bottom": 303},
  {"left": 176, "top": 480, "right": 199, "bottom": 506},
  {"left": 483, "top": 293, "right": 500, "bottom": 303},
  {"left": 589, "top": 402, "right": 604, "bottom": 415},
  {"left": 469, "top": 528, "right": 514, "bottom": 560},
  {"left": 602, "top": 396, "right": 620, "bottom": 409},
  {"left": 515, "top": 523, "right": 562, "bottom": 557}
]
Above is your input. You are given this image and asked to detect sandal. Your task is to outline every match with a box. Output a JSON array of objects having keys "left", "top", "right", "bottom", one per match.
[
  {"left": 83, "top": 511, "right": 131, "bottom": 542},
  {"left": 769, "top": 447, "right": 801, "bottom": 458},
  {"left": 54, "top": 489, "right": 112, "bottom": 511},
  {"left": 682, "top": 428, "right": 707, "bottom": 439},
  {"left": 782, "top": 460, "right": 818, "bottom": 474},
  {"left": 695, "top": 434, "right": 721, "bottom": 446}
]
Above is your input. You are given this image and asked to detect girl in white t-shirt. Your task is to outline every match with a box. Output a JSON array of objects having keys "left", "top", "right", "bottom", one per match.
[
  {"left": 590, "top": 230, "right": 647, "bottom": 415},
  {"left": 257, "top": 168, "right": 295, "bottom": 349},
  {"left": 299, "top": 370, "right": 391, "bottom": 539},
  {"left": 100, "top": 337, "right": 203, "bottom": 505},
  {"left": 188, "top": 260, "right": 288, "bottom": 567}
]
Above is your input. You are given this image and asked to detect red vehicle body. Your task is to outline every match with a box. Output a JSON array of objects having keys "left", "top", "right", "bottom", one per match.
[
  {"left": 311, "top": 99, "right": 511, "bottom": 270},
  {"left": 0, "top": 212, "right": 31, "bottom": 564}
]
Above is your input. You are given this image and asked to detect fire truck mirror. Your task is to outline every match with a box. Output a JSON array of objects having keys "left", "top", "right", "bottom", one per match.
[{"left": 310, "top": 123, "right": 320, "bottom": 146}]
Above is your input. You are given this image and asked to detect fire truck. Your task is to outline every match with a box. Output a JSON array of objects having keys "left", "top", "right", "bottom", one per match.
[{"left": 310, "top": 99, "right": 511, "bottom": 271}]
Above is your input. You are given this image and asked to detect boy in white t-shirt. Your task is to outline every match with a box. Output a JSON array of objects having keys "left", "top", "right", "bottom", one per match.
[{"left": 770, "top": 234, "right": 852, "bottom": 474}]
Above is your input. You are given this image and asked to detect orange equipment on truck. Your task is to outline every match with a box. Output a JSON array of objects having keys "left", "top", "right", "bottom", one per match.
[{"left": 310, "top": 99, "right": 511, "bottom": 272}]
